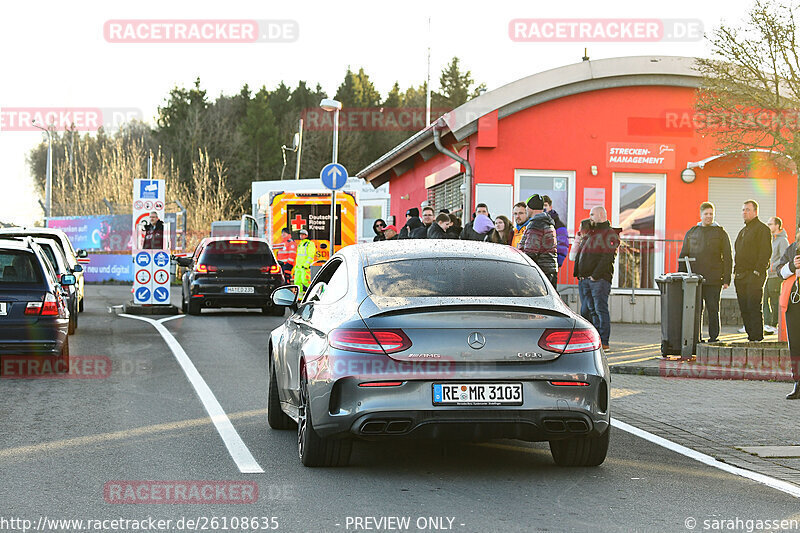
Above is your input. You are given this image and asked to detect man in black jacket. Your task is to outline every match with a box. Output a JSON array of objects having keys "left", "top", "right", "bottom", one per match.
[
  {"left": 460, "top": 203, "right": 491, "bottom": 241},
  {"left": 573, "top": 206, "right": 620, "bottom": 350},
  {"left": 142, "top": 212, "right": 164, "bottom": 249},
  {"left": 678, "top": 202, "right": 732, "bottom": 342},
  {"left": 427, "top": 213, "right": 451, "bottom": 239},
  {"left": 733, "top": 199, "right": 773, "bottom": 341},
  {"left": 399, "top": 207, "right": 423, "bottom": 239}
]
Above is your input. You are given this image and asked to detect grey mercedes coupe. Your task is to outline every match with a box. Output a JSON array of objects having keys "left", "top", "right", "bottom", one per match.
[{"left": 268, "top": 240, "right": 610, "bottom": 467}]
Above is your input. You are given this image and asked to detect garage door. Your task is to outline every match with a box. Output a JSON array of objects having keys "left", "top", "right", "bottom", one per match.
[{"left": 707, "top": 177, "right": 776, "bottom": 298}]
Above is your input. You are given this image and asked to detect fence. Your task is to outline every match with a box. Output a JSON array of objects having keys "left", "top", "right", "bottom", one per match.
[{"left": 557, "top": 236, "right": 684, "bottom": 290}]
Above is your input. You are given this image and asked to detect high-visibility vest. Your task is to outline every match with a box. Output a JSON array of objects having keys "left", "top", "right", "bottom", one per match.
[
  {"left": 295, "top": 239, "right": 315, "bottom": 270},
  {"left": 512, "top": 224, "right": 527, "bottom": 249}
]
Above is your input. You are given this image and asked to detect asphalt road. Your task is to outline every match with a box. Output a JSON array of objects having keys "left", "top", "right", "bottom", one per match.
[{"left": 1, "top": 285, "right": 799, "bottom": 533}]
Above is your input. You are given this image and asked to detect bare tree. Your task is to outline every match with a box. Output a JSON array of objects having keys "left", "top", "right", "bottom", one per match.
[{"left": 696, "top": 0, "right": 800, "bottom": 224}]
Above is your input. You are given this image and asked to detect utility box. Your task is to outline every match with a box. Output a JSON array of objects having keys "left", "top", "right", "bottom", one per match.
[{"left": 656, "top": 272, "right": 704, "bottom": 358}]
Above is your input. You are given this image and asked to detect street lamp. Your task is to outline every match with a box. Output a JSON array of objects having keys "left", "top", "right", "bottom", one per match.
[
  {"left": 32, "top": 120, "right": 53, "bottom": 220},
  {"left": 320, "top": 98, "right": 342, "bottom": 254}
]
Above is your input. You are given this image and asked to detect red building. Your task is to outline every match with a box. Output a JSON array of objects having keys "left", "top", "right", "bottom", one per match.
[{"left": 357, "top": 55, "right": 796, "bottom": 295}]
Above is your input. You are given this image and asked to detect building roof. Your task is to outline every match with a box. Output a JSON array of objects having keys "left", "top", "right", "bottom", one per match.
[{"left": 357, "top": 55, "right": 701, "bottom": 186}]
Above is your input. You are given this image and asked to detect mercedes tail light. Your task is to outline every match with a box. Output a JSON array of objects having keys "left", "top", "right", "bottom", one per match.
[
  {"left": 538, "top": 328, "right": 601, "bottom": 354},
  {"left": 328, "top": 329, "right": 412, "bottom": 354}
]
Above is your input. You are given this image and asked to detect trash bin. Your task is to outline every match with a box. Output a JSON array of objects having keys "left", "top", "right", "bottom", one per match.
[{"left": 655, "top": 272, "right": 704, "bottom": 358}]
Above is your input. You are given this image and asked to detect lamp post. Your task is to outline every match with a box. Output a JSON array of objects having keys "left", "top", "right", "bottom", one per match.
[
  {"left": 32, "top": 120, "right": 53, "bottom": 220},
  {"left": 320, "top": 98, "right": 342, "bottom": 255}
]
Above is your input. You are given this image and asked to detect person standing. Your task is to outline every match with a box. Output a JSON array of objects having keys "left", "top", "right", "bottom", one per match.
[
  {"left": 274, "top": 228, "right": 298, "bottom": 284},
  {"left": 775, "top": 235, "right": 800, "bottom": 398},
  {"left": 372, "top": 219, "right": 387, "bottom": 242},
  {"left": 445, "top": 214, "right": 462, "bottom": 239},
  {"left": 573, "top": 206, "right": 620, "bottom": 351},
  {"left": 543, "top": 196, "right": 569, "bottom": 267},
  {"left": 733, "top": 199, "right": 772, "bottom": 341},
  {"left": 677, "top": 202, "right": 733, "bottom": 342},
  {"left": 518, "top": 194, "right": 558, "bottom": 286},
  {"left": 461, "top": 203, "right": 492, "bottom": 240},
  {"left": 511, "top": 202, "right": 529, "bottom": 249},
  {"left": 399, "top": 208, "right": 423, "bottom": 239},
  {"left": 427, "top": 213, "right": 452, "bottom": 239},
  {"left": 485, "top": 215, "right": 514, "bottom": 245},
  {"left": 414, "top": 206, "right": 435, "bottom": 238},
  {"left": 293, "top": 228, "right": 316, "bottom": 296},
  {"left": 764, "top": 216, "right": 789, "bottom": 334},
  {"left": 383, "top": 225, "right": 399, "bottom": 240}
]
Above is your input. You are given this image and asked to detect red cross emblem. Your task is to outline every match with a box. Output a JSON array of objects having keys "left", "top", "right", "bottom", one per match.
[{"left": 291, "top": 214, "right": 307, "bottom": 231}]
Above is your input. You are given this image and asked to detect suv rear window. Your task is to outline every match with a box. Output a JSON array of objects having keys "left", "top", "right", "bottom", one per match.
[
  {"left": 0, "top": 251, "right": 43, "bottom": 284},
  {"left": 364, "top": 258, "right": 547, "bottom": 298},
  {"left": 198, "top": 240, "right": 276, "bottom": 267}
]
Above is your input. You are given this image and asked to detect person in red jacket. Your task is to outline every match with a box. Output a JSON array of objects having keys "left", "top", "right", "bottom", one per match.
[{"left": 273, "top": 228, "right": 297, "bottom": 284}]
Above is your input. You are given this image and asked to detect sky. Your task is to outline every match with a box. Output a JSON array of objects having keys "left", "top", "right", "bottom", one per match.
[{"left": 0, "top": 0, "right": 756, "bottom": 225}]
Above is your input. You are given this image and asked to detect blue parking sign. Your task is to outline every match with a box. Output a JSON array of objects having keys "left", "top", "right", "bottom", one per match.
[
  {"left": 135, "top": 251, "right": 151, "bottom": 267},
  {"left": 154, "top": 251, "right": 170, "bottom": 267},
  {"left": 153, "top": 287, "right": 169, "bottom": 303},
  {"left": 135, "top": 287, "right": 151, "bottom": 302}
]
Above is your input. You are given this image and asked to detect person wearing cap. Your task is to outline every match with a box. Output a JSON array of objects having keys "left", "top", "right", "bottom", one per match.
[
  {"left": 399, "top": 207, "right": 424, "bottom": 239},
  {"left": 518, "top": 194, "right": 558, "bottom": 286},
  {"left": 293, "top": 228, "right": 316, "bottom": 296},
  {"left": 383, "top": 225, "right": 399, "bottom": 240}
]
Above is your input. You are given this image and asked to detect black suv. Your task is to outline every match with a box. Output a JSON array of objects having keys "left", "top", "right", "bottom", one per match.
[
  {"left": 0, "top": 238, "right": 74, "bottom": 373},
  {"left": 177, "top": 237, "right": 286, "bottom": 316}
]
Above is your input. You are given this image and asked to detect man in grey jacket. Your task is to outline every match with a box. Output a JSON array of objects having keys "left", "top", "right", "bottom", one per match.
[{"left": 764, "top": 216, "right": 790, "bottom": 334}]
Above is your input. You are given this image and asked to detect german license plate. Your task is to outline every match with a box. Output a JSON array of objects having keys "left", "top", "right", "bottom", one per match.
[
  {"left": 224, "top": 287, "right": 254, "bottom": 294},
  {"left": 0, "top": 302, "right": 6, "bottom": 316},
  {"left": 432, "top": 383, "right": 523, "bottom": 406}
]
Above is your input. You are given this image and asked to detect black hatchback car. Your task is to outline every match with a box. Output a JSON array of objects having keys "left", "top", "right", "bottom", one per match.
[
  {"left": 0, "top": 238, "right": 73, "bottom": 373},
  {"left": 177, "top": 237, "right": 286, "bottom": 316}
]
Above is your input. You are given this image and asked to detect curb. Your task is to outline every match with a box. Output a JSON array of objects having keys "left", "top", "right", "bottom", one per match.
[
  {"left": 122, "top": 301, "right": 180, "bottom": 315},
  {"left": 611, "top": 363, "right": 795, "bottom": 382}
]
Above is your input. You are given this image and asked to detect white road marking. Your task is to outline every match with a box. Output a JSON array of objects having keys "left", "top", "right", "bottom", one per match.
[
  {"left": 121, "top": 313, "right": 264, "bottom": 473},
  {"left": 158, "top": 314, "right": 184, "bottom": 324},
  {"left": 612, "top": 417, "right": 800, "bottom": 498}
]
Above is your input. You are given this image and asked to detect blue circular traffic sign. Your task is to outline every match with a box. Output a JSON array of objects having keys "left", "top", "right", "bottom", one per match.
[
  {"left": 135, "top": 287, "right": 151, "bottom": 302},
  {"left": 153, "top": 287, "right": 169, "bottom": 303},
  {"left": 154, "top": 251, "right": 170, "bottom": 267},
  {"left": 320, "top": 163, "right": 348, "bottom": 191},
  {"left": 135, "top": 251, "right": 151, "bottom": 267}
]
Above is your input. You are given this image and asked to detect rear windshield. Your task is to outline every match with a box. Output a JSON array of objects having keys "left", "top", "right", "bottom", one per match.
[
  {"left": 364, "top": 258, "right": 548, "bottom": 297},
  {"left": 199, "top": 240, "right": 276, "bottom": 267},
  {"left": 0, "top": 250, "right": 44, "bottom": 284}
]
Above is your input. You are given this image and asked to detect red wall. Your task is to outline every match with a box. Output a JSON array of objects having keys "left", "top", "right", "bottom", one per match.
[{"left": 389, "top": 85, "right": 797, "bottom": 238}]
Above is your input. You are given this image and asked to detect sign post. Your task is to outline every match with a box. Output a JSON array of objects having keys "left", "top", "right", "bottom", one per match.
[{"left": 132, "top": 179, "right": 169, "bottom": 305}]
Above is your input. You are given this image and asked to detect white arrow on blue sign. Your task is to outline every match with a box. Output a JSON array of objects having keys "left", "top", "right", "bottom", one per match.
[
  {"left": 154, "top": 251, "right": 170, "bottom": 267},
  {"left": 153, "top": 287, "right": 169, "bottom": 303},
  {"left": 135, "top": 251, "right": 151, "bottom": 267},
  {"left": 320, "top": 163, "right": 348, "bottom": 191},
  {"left": 135, "top": 287, "right": 151, "bottom": 302}
]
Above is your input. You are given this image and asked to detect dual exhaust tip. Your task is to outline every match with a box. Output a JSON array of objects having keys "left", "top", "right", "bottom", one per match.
[{"left": 359, "top": 419, "right": 413, "bottom": 435}]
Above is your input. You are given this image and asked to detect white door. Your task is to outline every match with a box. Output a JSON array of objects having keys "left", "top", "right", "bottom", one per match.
[{"left": 611, "top": 173, "right": 667, "bottom": 289}]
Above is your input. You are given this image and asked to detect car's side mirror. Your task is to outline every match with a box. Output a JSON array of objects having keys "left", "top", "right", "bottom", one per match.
[
  {"left": 61, "top": 274, "right": 76, "bottom": 286},
  {"left": 76, "top": 249, "right": 88, "bottom": 258},
  {"left": 71, "top": 264, "right": 83, "bottom": 273},
  {"left": 176, "top": 256, "right": 192, "bottom": 267},
  {"left": 272, "top": 285, "right": 299, "bottom": 310}
]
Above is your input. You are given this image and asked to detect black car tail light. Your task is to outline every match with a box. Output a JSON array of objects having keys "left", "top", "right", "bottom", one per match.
[
  {"left": 328, "top": 328, "right": 412, "bottom": 354},
  {"left": 261, "top": 265, "right": 281, "bottom": 274},
  {"left": 195, "top": 263, "right": 217, "bottom": 274},
  {"left": 538, "top": 328, "right": 600, "bottom": 354}
]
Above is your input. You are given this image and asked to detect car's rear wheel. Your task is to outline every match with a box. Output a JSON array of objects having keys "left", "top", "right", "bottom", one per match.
[
  {"left": 78, "top": 296, "right": 84, "bottom": 312},
  {"left": 187, "top": 298, "right": 201, "bottom": 315},
  {"left": 549, "top": 427, "right": 610, "bottom": 467},
  {"left": 298, "top": 377, "right": 351, "bottom": 467},
  {"left": 54, "top": 338, "right": 69, "bottom": 374},
  {"left": 268, "top": 363, "right": 294, "bottom": 430}
]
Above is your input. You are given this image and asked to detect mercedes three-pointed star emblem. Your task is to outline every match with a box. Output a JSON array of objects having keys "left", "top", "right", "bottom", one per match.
[{"left": 467, "top": 331, "right": 486, "bottom": 350}]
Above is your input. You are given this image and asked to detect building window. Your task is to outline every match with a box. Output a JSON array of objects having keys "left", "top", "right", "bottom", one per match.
[
  {"left": 427, "top": 174, "right": 464, "bottom": 216},
  {"left": 514, "top": 170, "right": 576, "bottom": 235}
]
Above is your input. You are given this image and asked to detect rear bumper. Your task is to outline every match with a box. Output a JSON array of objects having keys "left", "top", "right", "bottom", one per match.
[
  {"left": 0, "top": 321, "right": 68, "bottom": 356},
  {"left": 189, "top": 278, "right": 284, "bottom": 308}
]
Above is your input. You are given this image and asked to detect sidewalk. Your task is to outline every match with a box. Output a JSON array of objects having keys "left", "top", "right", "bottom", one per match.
[{"left": 605, "top": 322, "right": 795, "bottom": 382}]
